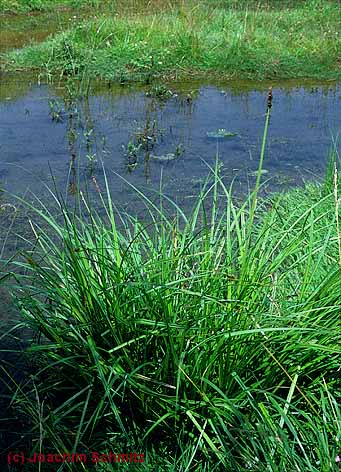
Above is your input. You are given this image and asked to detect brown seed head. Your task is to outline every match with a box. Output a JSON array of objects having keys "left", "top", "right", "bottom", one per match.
[{"left": 267, "top": 86, "right": 273, "bottom": 109}]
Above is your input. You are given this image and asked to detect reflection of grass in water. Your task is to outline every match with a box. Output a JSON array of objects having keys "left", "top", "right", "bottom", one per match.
[
  {"left": 3, "top": 0, "right": 340, "bottom": 81},
  {"left": 1, "top": 102, "right": 340, "bottom": 469},
  {"left": 0, "top": 72, "right": 38, "bottom": 102}
]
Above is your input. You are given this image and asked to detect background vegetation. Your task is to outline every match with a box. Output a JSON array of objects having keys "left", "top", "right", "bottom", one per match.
[{"left": 2, "top": 0, "right": 340, "bottom": 81}]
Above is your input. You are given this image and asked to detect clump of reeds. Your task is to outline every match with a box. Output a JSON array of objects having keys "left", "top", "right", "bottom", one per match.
[{"left": 3, "top": 91, "right": 340, "bottom": 471}]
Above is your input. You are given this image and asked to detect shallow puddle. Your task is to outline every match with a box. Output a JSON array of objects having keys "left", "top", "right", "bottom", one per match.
[{"left": 0, "top": 76, "right": 340, "bottom": 455}]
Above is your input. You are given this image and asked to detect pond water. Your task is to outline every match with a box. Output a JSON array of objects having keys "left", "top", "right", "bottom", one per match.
[{"left": 1, "top": 75, "right": 339, "bottom": 206}]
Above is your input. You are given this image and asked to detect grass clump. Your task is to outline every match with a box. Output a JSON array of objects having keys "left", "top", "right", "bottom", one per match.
[
  {"left": 4, "top": 134, "right": 340, "bottom": 469},
  {"left": 2, "top": 0, "right": 340, "bottom": 81}
]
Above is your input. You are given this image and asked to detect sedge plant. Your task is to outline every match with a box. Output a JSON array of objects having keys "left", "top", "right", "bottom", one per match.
[{"left": 2, "top": 94, "right": 340, "bottom": 471}]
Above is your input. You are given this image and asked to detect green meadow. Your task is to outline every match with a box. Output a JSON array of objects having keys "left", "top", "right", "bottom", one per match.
[{"left": 1, "top": 0, "right": 341, "bottom": 81}]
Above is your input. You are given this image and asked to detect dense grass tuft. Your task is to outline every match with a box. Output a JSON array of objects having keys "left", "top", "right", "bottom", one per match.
[{"left": 4, "top": 131, "right": 340, "bottom": 469}]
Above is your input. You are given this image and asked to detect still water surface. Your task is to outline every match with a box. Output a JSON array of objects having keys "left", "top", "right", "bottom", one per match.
[{"left": 0, "top": 76, "right": 340, "bottom": 208}]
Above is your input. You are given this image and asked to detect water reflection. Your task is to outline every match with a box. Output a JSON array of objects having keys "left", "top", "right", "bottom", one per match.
[{"left": 0, "top": 76, "right": 339, "bottom": 212}]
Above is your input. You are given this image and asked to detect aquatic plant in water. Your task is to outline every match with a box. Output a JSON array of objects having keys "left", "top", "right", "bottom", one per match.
[
  {"left": 48, "top": 99, "right": 64, "bottom": 122},
  {"left": 151, "top": 143, "right": 183, "bottom": 161},
  {"left": 249, "top": 169, "right": 269, "bottom": 176},
  {"left": 206, "top": 128, "right": 239, "bottom": 139},
  {"left": 151, "top": 152, "right": 178, "bottom": 162},
  {"left": 123, "top": 140, "right": 142, "bottom": 169},
  {"left": 145, "top": 84, "right": 175, "bottom": 101}
]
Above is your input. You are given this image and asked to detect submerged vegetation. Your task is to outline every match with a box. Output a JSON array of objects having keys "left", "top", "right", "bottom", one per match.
[
  {"left": 1, "top": 0, "right": 341, "bottom": 81},
  {"left": 207, "top": 129, "right": 239, "bottom": 139}
]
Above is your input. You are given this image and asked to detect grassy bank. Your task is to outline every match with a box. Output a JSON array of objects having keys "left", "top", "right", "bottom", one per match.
[
  {"left": 2, "top": 0, "right": 340, "bottom": 81},
  {"left": 2, "top": 121, "right": 340, "bottom": 469}
]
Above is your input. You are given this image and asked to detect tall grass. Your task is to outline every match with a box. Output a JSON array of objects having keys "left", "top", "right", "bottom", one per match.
[{"left": 3, "top": 107, "right": 341, "bottom": 470}]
